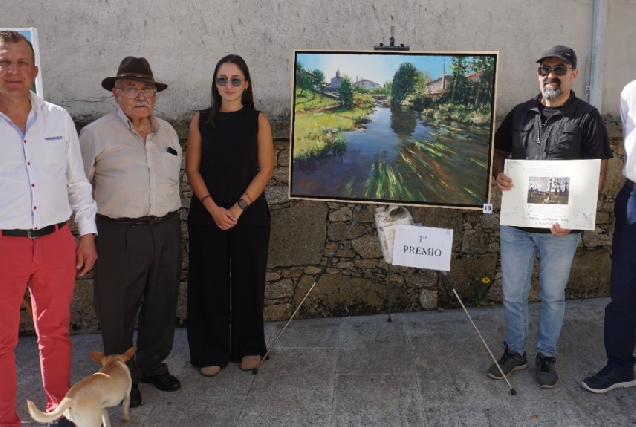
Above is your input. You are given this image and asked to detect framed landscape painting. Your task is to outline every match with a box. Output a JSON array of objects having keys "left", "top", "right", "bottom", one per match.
[{"left": 288, "top": 50, "right": 499, "bottom": 209}]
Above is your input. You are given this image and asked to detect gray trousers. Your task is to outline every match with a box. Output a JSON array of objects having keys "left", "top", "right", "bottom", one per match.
[{"left": 93, "top": 212, "right": 182, "bottom": 383}]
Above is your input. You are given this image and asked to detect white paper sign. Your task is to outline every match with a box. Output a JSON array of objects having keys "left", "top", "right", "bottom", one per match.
[
  {"left": 392, "top": 225, "right": 453, "bottom": 271},
  {"left": 500, "top": 159, "right": 600, "bottom": 230}
]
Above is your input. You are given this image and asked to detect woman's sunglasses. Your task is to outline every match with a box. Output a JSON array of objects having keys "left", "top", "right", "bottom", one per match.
[{"left": 216, "top": 77, "right": 243, "bottom": 87}]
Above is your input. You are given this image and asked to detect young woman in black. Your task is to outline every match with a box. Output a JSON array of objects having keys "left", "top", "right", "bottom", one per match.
[{"left": 185, "top": 54, "right": 274, "bottom": 376}]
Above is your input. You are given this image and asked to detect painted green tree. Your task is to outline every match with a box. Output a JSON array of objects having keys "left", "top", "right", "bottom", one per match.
[
  {"left": 338, "top": 76, "right": 355, "bottom": 109},
  {"left": 311, "top": 69, "right": 325, "bottom": 92},
  {"left": 414, "top": 70, "right": 432, "bottom": 94},
  {"left": 296, "top": 61, "right": 314, "bottom": 98},
  {"left": 380, "top": 81, "right": 392, "bottom": 96},
  {"left": 448, "top": 56, "right": 470, "bottom": 104},
  {"left": 470, "top": 56, "right": 495, "bottom": 106},
  {"left": 391, "top": 62, "right": 418, "bottom": 104}
]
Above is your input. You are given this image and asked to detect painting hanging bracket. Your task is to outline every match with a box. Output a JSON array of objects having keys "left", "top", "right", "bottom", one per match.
[{"left": 374, "top": 26, "right": 410, "bottom": 51}]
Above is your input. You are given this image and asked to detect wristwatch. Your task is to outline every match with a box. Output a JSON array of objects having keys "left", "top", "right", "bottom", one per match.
[{"left": 237, "top": 198, "right": 249, "bottom": 211}]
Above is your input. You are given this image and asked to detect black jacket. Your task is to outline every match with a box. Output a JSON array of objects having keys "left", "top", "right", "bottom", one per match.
[{"left": 511, "top": 92, "right": 595, "bottom": 160}]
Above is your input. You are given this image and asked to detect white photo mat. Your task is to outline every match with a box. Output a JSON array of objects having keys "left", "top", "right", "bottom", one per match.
[{"left": 500, "top": 159, "right": 601, "bottom": 230}]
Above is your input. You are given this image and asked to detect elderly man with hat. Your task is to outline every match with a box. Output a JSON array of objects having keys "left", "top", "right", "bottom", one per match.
[
  {"left": 80, "top": 57, "right": 182, "bottom": 406},
  {"left": 487, "top": 45, "right": 612, "bottom": 388}
]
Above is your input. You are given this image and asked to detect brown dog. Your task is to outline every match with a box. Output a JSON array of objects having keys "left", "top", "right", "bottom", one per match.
[{"left": 27, "top": 347, "right": 137, "bottom": 427}]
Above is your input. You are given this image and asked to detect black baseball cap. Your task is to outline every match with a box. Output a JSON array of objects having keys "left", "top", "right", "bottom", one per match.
[{"left": 536, "top": 45, "right": 577, "bottom": 68}]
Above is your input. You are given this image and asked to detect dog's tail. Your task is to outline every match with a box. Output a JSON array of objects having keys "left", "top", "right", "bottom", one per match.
[{"left": 27, "top": 398, "right": 73, "bottom": 423}]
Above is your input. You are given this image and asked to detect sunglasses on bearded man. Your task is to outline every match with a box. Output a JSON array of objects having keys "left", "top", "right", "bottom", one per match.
[{"left": 537, "top": 65, "right": 574, "bottom": 77}]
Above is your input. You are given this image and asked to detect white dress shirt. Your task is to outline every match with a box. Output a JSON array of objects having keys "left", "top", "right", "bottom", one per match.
[
  {"left": 79, "top": 108, "right": 182, "bottom": 219},
  {"left": 621, "top": 80, "right": 636, "bottom": 182},
  {"left": 0, "top": 92, "right": 97, "bottom": 236}
]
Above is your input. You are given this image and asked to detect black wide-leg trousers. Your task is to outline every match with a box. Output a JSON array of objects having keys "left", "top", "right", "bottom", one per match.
[
  {"left": 187, "top": 223, "right": 270, "bottom": 368},
  {"left": 94, "top": 213, "right": 182, "bottom": 384}
]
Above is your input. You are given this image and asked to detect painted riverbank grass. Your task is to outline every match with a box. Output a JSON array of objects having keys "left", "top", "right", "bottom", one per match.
[
  {"left": 293, "top": 103, "right": 374, "bottom": 161},
  {"left": 294, "top": 88, "right": 339, "bottom": 112}
]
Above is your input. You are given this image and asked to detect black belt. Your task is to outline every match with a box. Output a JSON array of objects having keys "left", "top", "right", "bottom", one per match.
[
  {"left": 626, "top": 179, "right": 636, "bottom": 190},
  {"left": 1, "top": 222, "right": 66, "bottom": 239},
  {"left": 98, "top": 211, "right": 177, "bottom": 226}
]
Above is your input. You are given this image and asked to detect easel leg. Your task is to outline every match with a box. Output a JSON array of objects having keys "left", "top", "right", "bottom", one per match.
[
  {"left": 441, "top": 272, "right": 517, "bottom": 396},
  {"left": 252, "top": 204, "right": 368, "bottom": 374},
  {"left": 386, "top": 263, "right": 392, "bottom": 322}
]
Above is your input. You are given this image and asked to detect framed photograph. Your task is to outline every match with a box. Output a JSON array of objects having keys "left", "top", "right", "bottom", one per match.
[
  {"left": 1, "top": 27, "right": 43, "bottom": 97},
  {"left": 288, "top": 50, "right": 499, "bottom": 209},
  {"left": 500, "top": 159, "right": 601, "bottom": 230}
]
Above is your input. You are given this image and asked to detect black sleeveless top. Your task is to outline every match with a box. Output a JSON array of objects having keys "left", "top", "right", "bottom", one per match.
[{"left": 187, "top": 107, "right": 270, "bottom": 228}]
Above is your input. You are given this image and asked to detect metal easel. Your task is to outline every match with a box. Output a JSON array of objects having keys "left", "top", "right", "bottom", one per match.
[
  {"left": 253, "top": 27, "right": 412, "bottom": 374},
  {"left": 375, "top": 27, "right": 409, "bottom": 322},
  {"left": 252, "top": 204, "right": 368, "bottom": 374}
]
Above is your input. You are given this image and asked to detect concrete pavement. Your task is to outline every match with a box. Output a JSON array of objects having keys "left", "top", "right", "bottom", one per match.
[{"left": 14, "top": 297, "right": 636, "bottom": 426}]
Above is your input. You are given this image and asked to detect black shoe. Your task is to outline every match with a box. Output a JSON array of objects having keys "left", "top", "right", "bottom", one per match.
[
  {"left": 141, "top": 372, "right": 181, "bottom": 392},
  {"left": 582, "top": 366, "right": 636, "bottom": 393},
  {"left": 48, "top": 417, "right": 75, "bottom": 427},
  {"left": 536, "top": 353, "right": 558, "bottom": 388},
  {"left": 130, "top": 383, "right": 142, "bottom": 407},
  {"left": 487, "top": 342, "right": 528, "bottom": 379}
]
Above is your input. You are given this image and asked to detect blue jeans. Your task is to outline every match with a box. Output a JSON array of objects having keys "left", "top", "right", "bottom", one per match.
[{"left": 500, "top": 225, "right": 581, "bottom": 357}]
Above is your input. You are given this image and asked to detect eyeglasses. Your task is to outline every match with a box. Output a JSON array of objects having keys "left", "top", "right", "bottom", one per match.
[
  {"left": 537, "top": 65, "right": 573, "bottom": 77},
  {"left": 116, "top": 87, "right": 157, "bottom": 98},
  {"left": 216, "top": 77, "right": 243, "bottom": 87}
]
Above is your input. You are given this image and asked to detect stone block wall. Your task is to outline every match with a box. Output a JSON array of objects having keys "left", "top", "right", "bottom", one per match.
[{"left": 18, "top": 118, "right": 625, "bottom": 335}]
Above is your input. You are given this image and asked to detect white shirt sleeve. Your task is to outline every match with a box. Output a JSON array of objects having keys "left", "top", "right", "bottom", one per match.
[
  {"left": 64, "top": 111, "right": 98, "bottom": 236},
  {"left": 621, "top": 83, "right": 636, "bottom": 141},
  {"left": 79, "top": 126, "right": 98, "bottom": 184}
]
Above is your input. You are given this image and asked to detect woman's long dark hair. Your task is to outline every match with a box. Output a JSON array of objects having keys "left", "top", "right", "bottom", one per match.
[{"left": 204, "top": 54, "right": 255, "bottom": 125}]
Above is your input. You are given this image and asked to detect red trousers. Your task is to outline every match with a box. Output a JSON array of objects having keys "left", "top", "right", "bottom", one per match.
[{"left": 0, "top": 225, "right": 76, "bottom": 427}]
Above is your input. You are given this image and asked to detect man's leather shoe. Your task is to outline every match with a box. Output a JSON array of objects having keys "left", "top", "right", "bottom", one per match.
[
  {"left": 130, "top": 383, "right": 142, "bottom": 407},
  {"left": 141, "top": 372, "right": 181, "bottom": 392},
  {"left": 48, "top": 417, "right": 75, "bottom": 427}
]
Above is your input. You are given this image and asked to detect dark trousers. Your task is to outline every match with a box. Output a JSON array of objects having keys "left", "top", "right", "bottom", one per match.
[
  {"left": 187, "top": 223, "right": 270, "bottom": 368},
  {"left": 605, "top": 184, "right": 636, "bottom": 373},
  {"left": 94, "top": 213, "right": 182, "bottom": 383}
]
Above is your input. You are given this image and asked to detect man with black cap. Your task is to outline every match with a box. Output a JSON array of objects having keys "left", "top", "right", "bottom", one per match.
[
  {"left": 487, "top": 45, "right": 612, "bottom": 388},
  {"left": 80, "top": 57, "right": 182, "bottom": 406}
]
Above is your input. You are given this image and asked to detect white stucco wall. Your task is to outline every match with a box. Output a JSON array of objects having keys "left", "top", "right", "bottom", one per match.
[
  {"left": 3, "top": 0, "right": 634, "bottom": 129},
  {"left": 603, "top": 0, "right": 636, "bottom": 115}
]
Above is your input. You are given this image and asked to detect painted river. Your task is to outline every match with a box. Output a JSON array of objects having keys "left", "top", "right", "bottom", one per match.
[{"left": 291, "top": 103, "right": 492, "bottom": 206}]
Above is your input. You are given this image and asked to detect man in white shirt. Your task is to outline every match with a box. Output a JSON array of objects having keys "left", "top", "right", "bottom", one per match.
[
  {"left": 583, "top": 80, "right": 636, "bottom": 393},
  {"left": 0, "top": 31, "right": 97, "bottom": 427},
  {"left": 80, "top": 57, "right": 182, "bottom": 407}
]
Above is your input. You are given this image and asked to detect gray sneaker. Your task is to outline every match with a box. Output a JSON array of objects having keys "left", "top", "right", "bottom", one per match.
[
  {"left": 536, "top": 353, "right": 558, "bottom": 388},
  {"left": 487, "top": 342, "right": 528, "bottom": 379}
]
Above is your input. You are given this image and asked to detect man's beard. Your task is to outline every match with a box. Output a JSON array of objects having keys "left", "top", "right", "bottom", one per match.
[{"left": 542, "top": 78, "right": 562, "bottom": 100}]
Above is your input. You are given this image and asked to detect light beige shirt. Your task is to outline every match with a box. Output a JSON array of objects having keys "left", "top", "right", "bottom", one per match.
[{"left": 79, "top": 108, "right": 182, "bottom": 219}]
